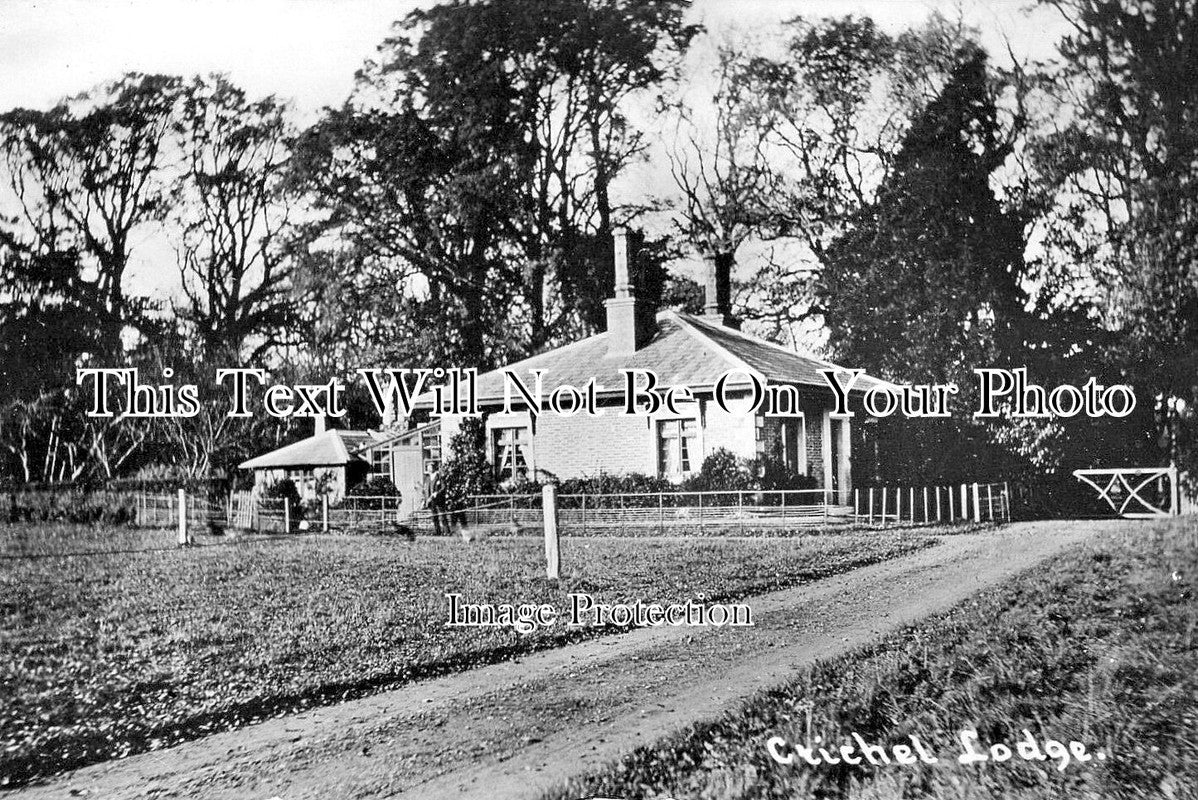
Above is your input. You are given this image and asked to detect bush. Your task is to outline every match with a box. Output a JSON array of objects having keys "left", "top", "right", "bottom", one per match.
[
  {"left": 2, "top": 489, "right": 140, "bottom": 526},
  {"left": 439, "top": 417, "right": 496, "bottom": 511},
  {"left": 346, "top": 476, "right": 401, "bottom": 500},
  {"left": 340, "top": 476, "right": 401, "bottom": 510},
  {"left": 682, "top": 448, "right": 756, "bottom": 492},
  {"left": 554, "top": 472, "right": 674, "bottom": 508},
  {"left": 556, "top": 472, "right": 673, "bottom": 496},
  {"left": 264, "top": 478, "right": 303, "bottom": 519}
]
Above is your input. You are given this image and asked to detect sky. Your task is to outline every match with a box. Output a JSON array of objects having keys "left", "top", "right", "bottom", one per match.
[
  {"left": 1, "top": 0, "right": 1067, "bottom": 115},
  {"left": 0, "top": 0, "right": 1071, "bottom": 330}
]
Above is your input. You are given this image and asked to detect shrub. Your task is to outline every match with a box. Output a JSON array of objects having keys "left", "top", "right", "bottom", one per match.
[
  {"left": 346, "top": 476, "right": 401, "bottom": 498},
  {"left": 553, "top": 472, "right": 674, "bottom": 508},
  {"left": 439, "top": 417, "right": 496, "bottom": 511},
  {"left": 264, "top": 479, "right": 302, "bottom": 519},
  {"left": 683, "top": 448, "right": 756, "bottom": 492},
  {"left": 341, "top": 476, "right": 402, "bottom": 510},
  {"left": 556, "top": 472, "right": 673, "bottom": 496}
]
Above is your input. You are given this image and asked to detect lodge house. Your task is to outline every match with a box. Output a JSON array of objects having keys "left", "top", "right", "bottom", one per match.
[{"left": 241, "top": 230, "right": 880, "bottom": 519}]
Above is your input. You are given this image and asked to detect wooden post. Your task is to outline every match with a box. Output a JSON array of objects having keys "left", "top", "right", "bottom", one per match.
[
  {"left": 923, "top": 487, "right": 929, "bottom": 524},
  {"left": 853, "top": 488, "right": 858, "bottom": 520},
  {"left": 987, "top": 484, "right": 994, "bottom": 521},
  {"left": 658, "top": 492, "right": 664, "bottom": 535},
  {"left": 177, "top": 489, "right": 187, "bottom": 546},
  {"left": 868, "top": 487, "right": 874, "bottom": 525},
  {"left": 542, "top": 484, "right": 560, "bottom": 580},
  {"left": 322, "top": 496, "right": 329, "bottom": 532},
  {"left": 1004, "top": 481, "right": 1011, "bottom": 522},
  {"left": 896, "top": 487, "right": 901, "bottom": 523},
  {"left": 960, "top": 484, "right": 968, "bottom": 522},
  {"left": 1169, "top": 466, "right": 1180, "bottom": 516},
  {"left": 972, "top": 483, "right": 981, "bottom": 523},
  {"left": 284, "top": 497, "right": 291, "bottom": 533},
  {"left": 881, "top": 487, "right": 888, "bottom": 525},
  {"left": 909, "top": 487, "right": 914, "bottom": 523},
  {"left": 936, "top": 486, "right": 942, "bottom": 522},
  {"left": 948, "top": 486, "right": 955, "bottom": 521}
]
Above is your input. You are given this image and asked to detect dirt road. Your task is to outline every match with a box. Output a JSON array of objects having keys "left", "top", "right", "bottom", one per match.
[{"left": 17, "top": 520, "right": 1113, "bottom": 800}]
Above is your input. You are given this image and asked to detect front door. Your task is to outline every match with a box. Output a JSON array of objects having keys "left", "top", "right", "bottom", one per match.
[{"left": 393, "top": 443, "right": 424, "bottom": 520}]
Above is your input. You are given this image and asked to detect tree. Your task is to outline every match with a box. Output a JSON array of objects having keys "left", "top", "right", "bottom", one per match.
[
  {"left": 172, "top": 75, "right": 297, "bottom": 364},
  {"left": 291, "top": 0, "right": 697, "bottom": 375},
  {"left": 1033, "top": 0, "right": 1198, "bottom": 474},
  {"left": 668, "top": 45, "right": 780, "bottom": 320},
  {"left": 818, "top": 47, "right": 1035, "bottom": 479},
  {"left": 669, "top": 16, "right": 981, "bottom": 339},
  {"left": 0, "top": 74, "right": 181, "bottom": 350},
  {"left": 438, "top": 417, "right": 495, "bottom": 511}
]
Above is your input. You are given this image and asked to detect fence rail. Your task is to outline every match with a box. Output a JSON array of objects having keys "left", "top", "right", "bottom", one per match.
[{"left": 466, "top": 489, "right": 856, "bottom": 535}]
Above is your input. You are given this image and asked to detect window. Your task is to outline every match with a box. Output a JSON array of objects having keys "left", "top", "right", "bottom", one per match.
[
  {"left": 657, "top": 419, "right": 697, "bottom": 478},
  {"left": 421, "top": 429, "right": 442, "bottom": 474},
  {"left": 780, "top": 420, "right": 805, "bottom": 473},
  {"left": 370, "top": 447, "right": 391, "bottom": 478},
  {"left": 492, "top": 426, "right": 530, "bottom": 480},
  {"left": 287, "top": 468, "right": 315, "bottom": 497}
]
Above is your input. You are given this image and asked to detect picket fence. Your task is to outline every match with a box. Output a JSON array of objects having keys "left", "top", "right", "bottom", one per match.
[
  {"left": 853, "top": 482, "right": 1011, "bottom": 525},
  {"left": 131, "top": 491, "right": 405, "bottom": 540}
]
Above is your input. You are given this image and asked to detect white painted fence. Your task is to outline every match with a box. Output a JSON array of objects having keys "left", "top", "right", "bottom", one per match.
[{"left": 852, "top": 482, "right": 1011, "bottom": 526}]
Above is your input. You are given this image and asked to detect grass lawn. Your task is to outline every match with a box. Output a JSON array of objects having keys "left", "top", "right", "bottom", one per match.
[
  {"left": 548, "top": 518, "right": 1198, "bottom": 800},
  {"left": 0, "top": 524, "right": 931, "bottom": 786}
]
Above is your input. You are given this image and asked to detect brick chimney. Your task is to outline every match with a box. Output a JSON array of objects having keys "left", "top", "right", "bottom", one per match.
[
  {"left": 605, "top": 227, "right": 655, "bottom": 355},
  {"left": 702, "top": 253, "right": 736, "bottom": 328}
]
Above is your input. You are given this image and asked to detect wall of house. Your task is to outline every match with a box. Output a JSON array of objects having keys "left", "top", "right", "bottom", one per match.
[
  {"left": 251, "top": 466, "right": 347, "bottom": 502},
  {"left": 700, "top": 393, "right": 758, "bottom": 462},
  {"left": 529, "top": 406, "right": 657, "bottom": 478},
  {"left": 434, "top": 388, "right": 851, "bottom": 489}
]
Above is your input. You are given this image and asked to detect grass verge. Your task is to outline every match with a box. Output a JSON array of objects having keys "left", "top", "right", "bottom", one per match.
[
  {"left": 0, "top": 524, "right": 930, "bottom": 787},
  {"left": 547, "top": 518, "right": 1198, "bottom": 800}
]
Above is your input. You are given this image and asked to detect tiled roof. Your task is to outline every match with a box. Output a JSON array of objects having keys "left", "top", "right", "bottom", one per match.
[
  {"left": 238, "top": 430, "right": 375, "bottom": 470},
  {"left": 453, "top": 310, "right": 885, "bottom": 405}
]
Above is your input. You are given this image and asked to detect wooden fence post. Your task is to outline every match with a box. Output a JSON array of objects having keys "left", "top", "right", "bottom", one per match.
[
  {"left": 881, "top": 487, "right": 888, "bottom": 526},
  {"left": 1169, "top": 466, "right": 1180, "bottom": 516},
  {"left": 923, "top": 487, "right": 929, "bottom": 524},
  {"left": 284, "top": 497, "right": 291, "bottom": 533},
  {"left": 177, "top": 489, "right": 187, "bottom": 546},
  {"left": 987, "top": 484, "right": 994, "bottom": 521},
  {"left": 868, "top": 487, "right": 874, "bottom": 525},
  {"left": 1004, "top": 481, "right": 1011, "bottom": 522},
  {"left": 542, "top": 484, "right": 560, "bottom": 580},
  {"left": 322, "top": 496, "right": 329, "bottom": 532},
  {"left": 960, "top": 484, "right": 967, "bottom": 522},
  {"left": 972, "top": 483, "right": 981, "bottom": 523}
]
